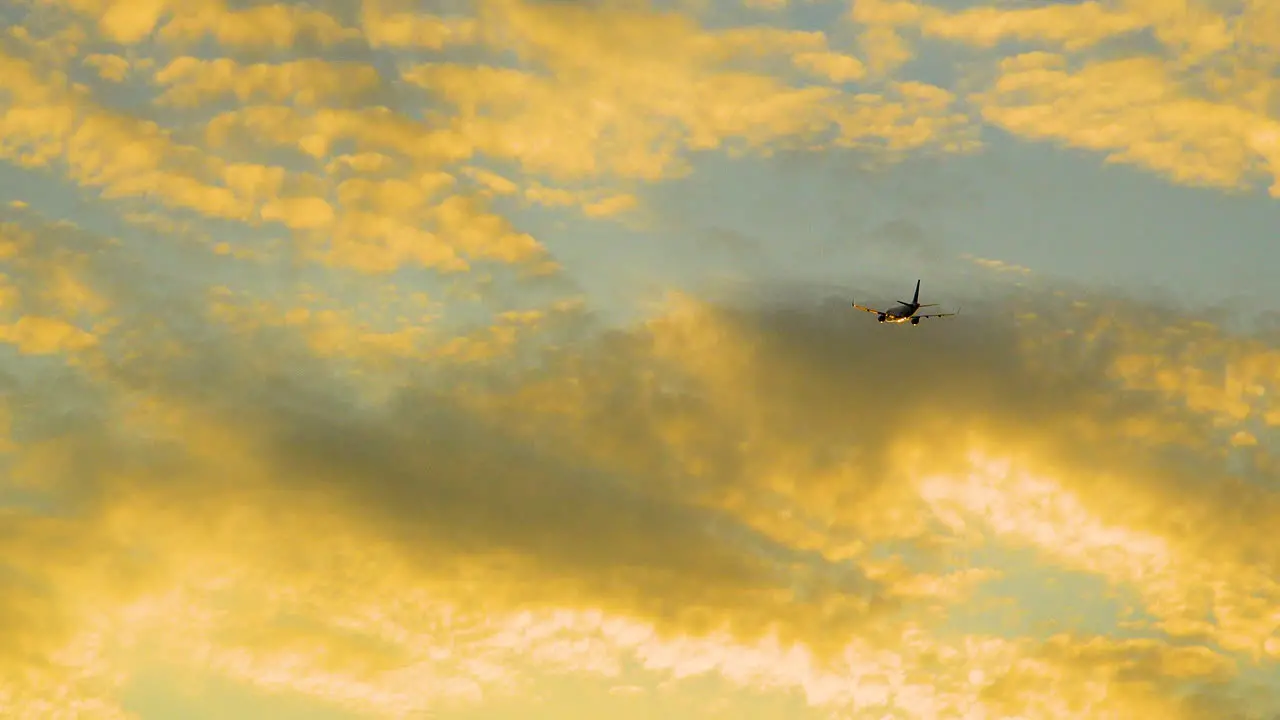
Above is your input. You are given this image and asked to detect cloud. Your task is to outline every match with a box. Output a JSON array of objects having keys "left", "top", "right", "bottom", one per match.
[
  {"left": 360, "top": 0, "right": 479, "bottom": 49},
  {"left": 83, "top": 53, "right": 132, "bottom": 82},
  {"left": 0, "top": 216, "right": 114, "bottom": 362},
  {"left": 36, "top": 0, "right": 355, "bottom": 49},
  {"left": 0, "top": 0, "right": 995, "bottom": 280},
  {"left": 3, "top": 194, "right": 1280, "bottom": 717},
  {"left": 791, "top": 51, "right": 867, "bottom": 83},
  {"left": 855, "top": 0, "right": 1236, "bottom": 58},
  {"left": 4, "top": 0, "right": 1280, "bottom": 717},
  {"left": 973, "top": 52, "right": 1280, "bottom": 196},
  {"left": 152, "top": 58, "right": 384, "bottom": 108},
  {"left": 520, "top": 181, "right": 640, "bottom": 219},
  {"left": 259, "top": 195, "right": 336, "bottom": 230},
  {"left": 0, "top": 48, "right": 261, "bottom": 219},
  {"left": 848, "top": 0, "right": 1280, "bottom": 195},
  {"left": 157, "top": 2, "right": 359, "bottom": 49},
  {"left": 437, "top": 285, "right": 1280, "bottom": 676},
  {"left": 965, "top": 254, "right": 1032, "bottom": 275},
  {"left": 94, "top": 298, "right": 899, "bottom": 655},
  {"left": 919, "top": 1, "right": 1148, "bottom": 51},
  {"left": 7, "top": 191, "right": 1279, "bottom": 713},
  {"left": 849, "top": 0, "right": 921, "bottom": 76},
  {"left": 0, "top": 315, "right": 98, "bottom": 355},
  {"left": 0, "top": 41, "right": 546, "bottom": 275},
  {"left": 56, "top": 0, "right": 172, "bottom": 45},
  {"left": 395, "top": 3, "right": 977, "bottom": 182}
]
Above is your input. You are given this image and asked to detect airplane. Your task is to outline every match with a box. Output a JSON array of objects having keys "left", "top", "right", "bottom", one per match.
[{"left": 852, "top": 279, "right": 959, "bottom": 325}]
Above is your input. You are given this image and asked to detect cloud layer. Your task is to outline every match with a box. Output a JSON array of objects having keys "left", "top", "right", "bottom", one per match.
[{"left": 2, "top": 0, "right": 1279, "bottom": 717}]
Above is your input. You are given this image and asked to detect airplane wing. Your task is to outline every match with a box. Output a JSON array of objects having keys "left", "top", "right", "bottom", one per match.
[
  {"left": 914, "top": 309, "right": 960, "bottom": 320},
  {"left": 851, "top": 302, "right": 883, "bottom": 314}
]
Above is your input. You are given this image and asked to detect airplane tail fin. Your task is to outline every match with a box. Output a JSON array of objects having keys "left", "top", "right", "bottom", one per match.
[{"left": 912, "top": 279, "right": 920, "bottom": 305}]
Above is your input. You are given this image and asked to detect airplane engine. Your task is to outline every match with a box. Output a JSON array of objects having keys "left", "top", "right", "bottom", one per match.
[
  {"left": 911, "top": 317, "right": 920, "bottom": 325},
  {"left": 877, "top": 314, "right": 886, "bottom": 323}
]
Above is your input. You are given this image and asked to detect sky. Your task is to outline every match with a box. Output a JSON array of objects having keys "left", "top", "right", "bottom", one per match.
[{"left": 2, "top": 0, "right": 1280, "bottom": 718}]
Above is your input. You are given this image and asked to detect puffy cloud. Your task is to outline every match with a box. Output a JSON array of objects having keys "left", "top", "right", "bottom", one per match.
[
  {"left": 34, "top": 0, "right": 353, "bottom": 48},
  {"left": 10, "top": 0, "right": 993, "bottom": 280},
  {"left": 791, "top": 50, "right": 867, "bottom": 83},
  {"left": 258, "top": 195, "right": 335, "bottom": 230},
  {"left": 82, "top": 53, "right": 132, "bottom": 82},
  {"left": 0, "top": 217, "right": 112, "bottom": 364},
  {"left": 3, "top": 0, "right": 1280, "bottom": 716},
  {"left": 394, "top": 1, "right": 977, "bottom": 182},
  {"left": 0, "top": 43, "right": 547, "bottom": 274},
  {"left": 856, "top": 24, "right": 913, "bottom": 77},
  {"left": 0, "top": 49, "right": 257, "bottom": 219},
  {"left": 973, "top": 52, "right": 1280, "bottom": 196},
  {"left": 853, "top": 0, "right": 1234, "bottom": 57},
  {"left": 849, "top": 0, "right": 920, "bottom": 76},
  {"left": 4, "top": 263, "right": 1280, "bottom": 716},
  {"left": 519, "top": 182, "right": 640, "bottom": 219},
  {"left": 919, "top": 1, "right": 1147, "bottom": 50},
  {"left": 844, "top": 0, "right": 1280, "bottom": 194},
  {"left": 455, "top": 288, "right": 1280, "bottom": 672},
  {"left": 335, "top": 173, "right": 455, "bottom": 217},
  {"left": 1, "top": 185, "right": 1280, "bottom": 717},
  {"left": 359, "top": 0, "right": 479, "bottom": 49},
  {"left": 157, "top": 2, "right": 359, "bottom": 49},
  {"left": 33, "top": 0, "right": 354, "bottom": 48},
  {"left": 0, "top": 314, "right": 97, "bottom": 354},
  {"left": 152, "top": 58, "right": 384, "bottom": 108},
  {"left": 45, "top": 0, "right": 173, "bottom": 44}
]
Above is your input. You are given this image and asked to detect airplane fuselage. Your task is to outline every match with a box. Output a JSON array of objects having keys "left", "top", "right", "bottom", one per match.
[{"left": 879, "top": 303, "right": 918, "bottom": 323}]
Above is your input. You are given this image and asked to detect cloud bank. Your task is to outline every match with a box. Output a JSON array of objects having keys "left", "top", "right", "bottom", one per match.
[{"left": 1, "top": 0, "right": 1278, "bottom": 717}]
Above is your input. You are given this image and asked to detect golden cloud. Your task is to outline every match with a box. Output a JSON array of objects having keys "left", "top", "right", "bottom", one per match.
[
  {"left": 361, "top": 0, "right": 479, "bottom": 49},
  {"left": 157, "top": 2, "right": 359, "bottom": 49},
  {"left": 28, "top": 0, "right": 1271, "bottom": 219},
  {"left": 0, "top": 49, "right": 263, "bottom": 219},
  {"left": 3, "top": 265, "right": 1278, "bottom": 716},
  {"left": 856, "top": 0, "right": 1239, "bottom": 59},
  {"left": 966, "top": 254, "right": 1033, "bottom": 275},
  {"left": 973, "top": 52, "right": 1280, "bottom": 195},
  {"left": 846, "top": 0, "right": 1280, "bottom": 194},
  {"left": 152, "top": 58, "right": 384, "bottom": 108},
  {"left": 3, "top": 0, "right": 1280, "bottom": 716},
  {"left": 920, "top": 1, "right": 1147, "bottom": 50},
  {"left": 3, "top": 176, "right": 1280, "bottom": 718},
  {"left": 259, "top": 195, "right": 335, "bottom": 230},
  {"left": 791, "top": 50, "right": 867, "bottom": 83},
  {"left": 0, "top": 314, "right": 97, "bottom": 354},
  {"left": 48, "top": 0, "right": 173, "bottom": 45},
  {"left": 82, "top": 53, "right": 132, "bottom": 82},
  {"left": 0, "top": 0, "right": 1001, "bottom": 281},
  {"left": 390, "top": 1, "right": 977, "bottom": 183}
]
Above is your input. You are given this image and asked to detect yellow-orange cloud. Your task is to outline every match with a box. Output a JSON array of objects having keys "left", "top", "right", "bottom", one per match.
[
  {"left": 974, "top": 53, "right": 1280, "bottom": 196},
  {"left": 3, "top": 0, "right": 1280, "bottom": 717}
]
